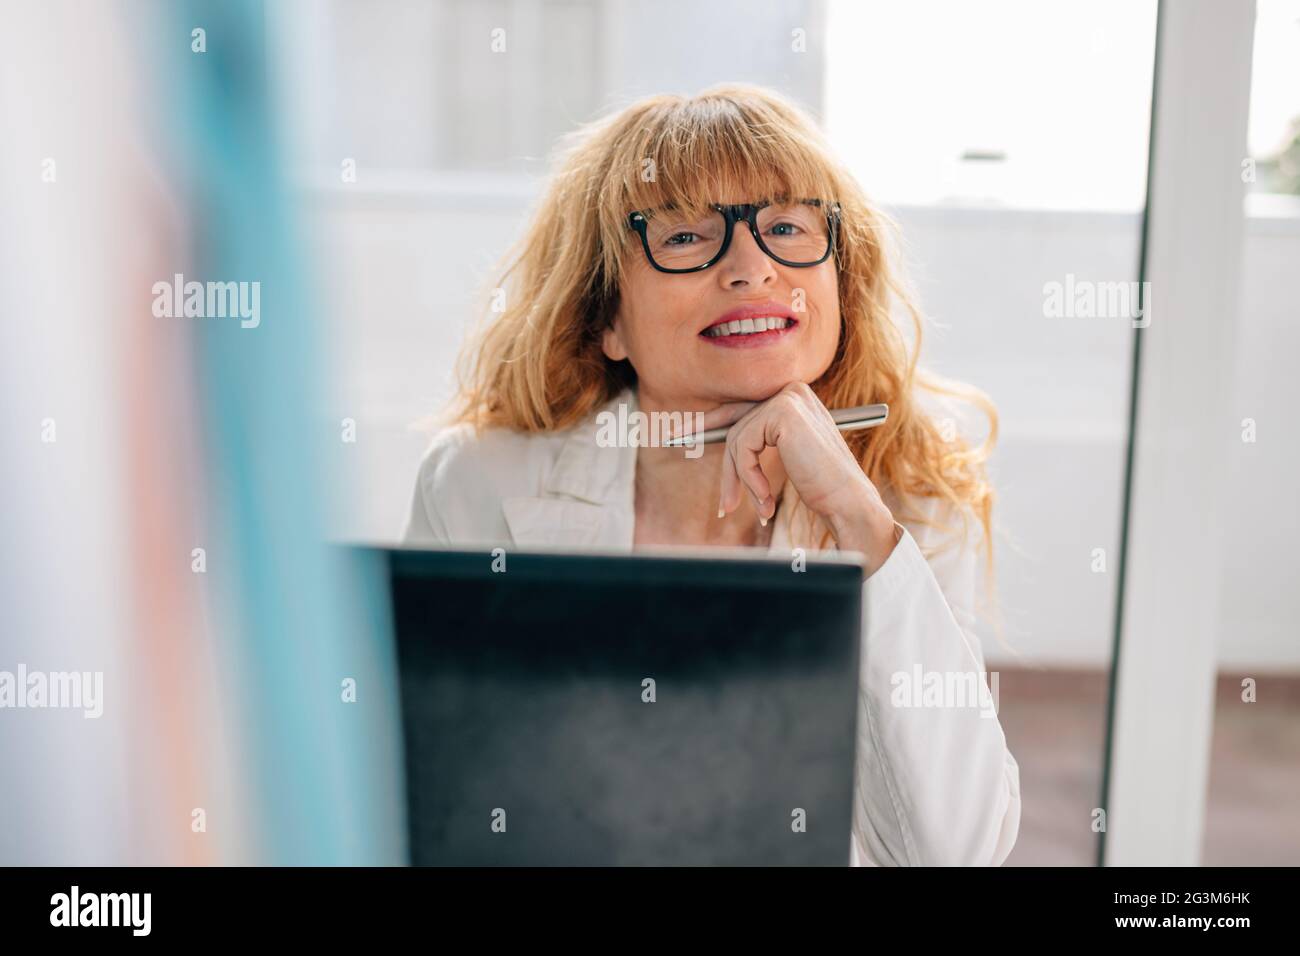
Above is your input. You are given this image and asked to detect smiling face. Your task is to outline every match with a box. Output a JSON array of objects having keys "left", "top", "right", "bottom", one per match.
[{"left": 602, "top": 193, "right": 842, "bottom": 414}]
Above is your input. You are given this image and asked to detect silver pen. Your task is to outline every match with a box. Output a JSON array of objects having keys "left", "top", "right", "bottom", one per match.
[{"left": 663, "top": 403, "right": 889, "bottom": 447}]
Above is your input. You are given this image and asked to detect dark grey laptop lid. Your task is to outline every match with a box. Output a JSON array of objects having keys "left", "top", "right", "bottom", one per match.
[{"left": 386, "top": 547, "right": 864, "bottom": 866}]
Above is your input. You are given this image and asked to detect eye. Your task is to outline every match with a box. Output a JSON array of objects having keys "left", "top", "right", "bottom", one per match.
[
  {"left": 766, "top": 221, "right": 804, "bottom": 237},
  {"left": 665, "top": 231, "right": 700, "bottom": 246}
]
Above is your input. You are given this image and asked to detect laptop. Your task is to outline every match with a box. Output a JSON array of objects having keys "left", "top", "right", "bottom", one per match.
[{"left": 384, "top": 546, "right": 864, "bottom": 866}]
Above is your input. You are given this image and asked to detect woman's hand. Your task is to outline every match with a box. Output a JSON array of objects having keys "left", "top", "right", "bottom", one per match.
[{"left": 693, "top": 381, "right": 900, "bottom": 574}]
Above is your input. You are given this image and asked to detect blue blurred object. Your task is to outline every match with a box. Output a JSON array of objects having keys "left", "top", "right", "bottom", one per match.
[{"left": 148, "top": 0, "right": 406, "bottom": 865}]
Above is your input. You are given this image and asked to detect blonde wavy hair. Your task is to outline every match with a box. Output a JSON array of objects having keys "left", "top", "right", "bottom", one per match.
[{"left": 447, "top": 83, "right": 998, "bottom": 570}]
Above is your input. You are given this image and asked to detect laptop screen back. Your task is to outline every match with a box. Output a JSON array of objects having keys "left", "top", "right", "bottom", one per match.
[{"left": 389, "top": 548, "right": 863, "bottom": 865}]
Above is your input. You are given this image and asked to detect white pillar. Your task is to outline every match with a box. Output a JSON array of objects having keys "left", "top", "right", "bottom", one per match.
[{"left": 1105, "top": 0, "right": 1257, "bottom": 866}]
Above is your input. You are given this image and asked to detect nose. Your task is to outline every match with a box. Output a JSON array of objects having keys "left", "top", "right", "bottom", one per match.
[{"left": 714, "top": 222, "right": 778, "bottom": 289}]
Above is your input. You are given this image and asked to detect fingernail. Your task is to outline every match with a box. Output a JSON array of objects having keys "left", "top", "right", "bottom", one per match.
[
  {"left": 759, "top": 516, "right": 768, "bottom": 527},
  {"left": 717, "top": 508, "right": 725, "bottom": 519}
]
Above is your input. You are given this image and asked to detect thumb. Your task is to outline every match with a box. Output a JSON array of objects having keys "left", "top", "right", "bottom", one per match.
[
  {"left": 663, "top": 401, "right": 757, "bottom": 439},
  {"left": 696, "top": 401, "right": 758, "bottom": 431}
]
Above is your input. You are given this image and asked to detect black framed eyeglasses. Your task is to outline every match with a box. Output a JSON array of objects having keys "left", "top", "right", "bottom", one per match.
[{"left": 627, "top": 199, "right": 841, "bottom": 274}]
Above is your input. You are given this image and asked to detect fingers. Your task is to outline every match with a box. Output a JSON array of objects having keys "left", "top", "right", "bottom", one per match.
[
  {"left": 732, "top": 422, "right": 776, "bottom": 520},
  {"left": 717, "top": 407, "right": 776, "bottom": 524},
  {"left": 717, "top": 443, "right": 743, "bottom": 518},
  {"left": 717, "top": 444, "right": 774, "bottom": 524},
  {"left": 704, "top": 383, "right": 827, "bottom": 524},
  {"left": 715, "top": 382, "right": 826, "bottom": 525}
]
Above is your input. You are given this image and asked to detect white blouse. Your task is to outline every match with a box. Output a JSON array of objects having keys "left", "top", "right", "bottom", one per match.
[{"left": 403, "top": 386, "right": 1021, "bottom": 866}]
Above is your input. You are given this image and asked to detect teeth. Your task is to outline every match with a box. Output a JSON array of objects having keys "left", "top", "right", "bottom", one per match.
[{"left": 704, "top": 317, "right": 792, "bottom": 337}]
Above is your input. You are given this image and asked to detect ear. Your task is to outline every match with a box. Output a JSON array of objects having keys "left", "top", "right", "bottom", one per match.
[{"left": 601, "top": 318, "right": 629, "bottom": 362}]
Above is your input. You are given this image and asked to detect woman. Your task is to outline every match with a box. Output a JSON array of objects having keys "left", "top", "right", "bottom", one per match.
[{"left": 404, "top": 83, "right": 1020, "bottom": 866}]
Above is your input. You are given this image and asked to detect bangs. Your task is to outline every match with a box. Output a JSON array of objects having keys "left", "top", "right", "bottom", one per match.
[{"left": 602, "top": 93, "right": 841, "bottom": 235}]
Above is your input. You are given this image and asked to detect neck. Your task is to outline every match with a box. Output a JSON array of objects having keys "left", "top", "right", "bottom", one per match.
[{"left": 632, "top": 386, "right": 785, "bottom": 548}]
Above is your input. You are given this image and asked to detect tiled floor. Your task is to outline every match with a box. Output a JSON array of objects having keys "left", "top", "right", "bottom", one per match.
[{"left": 993, "top": 668, "right": 1300, "bottom": 866}]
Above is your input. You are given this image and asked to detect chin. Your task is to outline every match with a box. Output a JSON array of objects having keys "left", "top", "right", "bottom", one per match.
[{"left": 711, "top": 368, "right": 810, "bottom": 403}]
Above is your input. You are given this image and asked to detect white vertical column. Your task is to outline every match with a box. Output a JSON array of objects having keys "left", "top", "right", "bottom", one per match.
[{"left": 1106, "top": 0, "right": 1256, "bottom": 866}]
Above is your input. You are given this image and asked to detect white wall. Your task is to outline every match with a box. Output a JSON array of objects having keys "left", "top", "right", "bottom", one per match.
[
  {"left": 305, "top": 178, "right": 1300, "bottom": 671},
  {"left": 1218, "top": 206, "right": 1300, "bottom": 671}
]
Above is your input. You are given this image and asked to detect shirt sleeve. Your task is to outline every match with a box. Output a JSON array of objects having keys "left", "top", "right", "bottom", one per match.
[
  {"left": 848, "top": 501, "right": 1022, "bottom": 866},
  {"left": 401, "top": 438, "right": 454, "bottom": 545}
]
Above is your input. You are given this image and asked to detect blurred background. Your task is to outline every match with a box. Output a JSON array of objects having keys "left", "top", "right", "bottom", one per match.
[{"left": 2, "top": 0, "right": 1297, "bottom": 865}]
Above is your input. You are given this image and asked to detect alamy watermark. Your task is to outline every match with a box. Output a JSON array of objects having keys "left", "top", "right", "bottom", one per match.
[
  {"left": 1043, "top": 273, "right": 1150, "bottom": 327},
  {"left": 50, "top": 886, "right": 150, "bottom": 936},
  {"left": 152, "top": 273, "right": 260, "bottom": 328},
  {"left": 890, "top": 666, "right": 1000, "bottom": 719},
  {"left": 595, "top": 403, "right": 707, "bottom": 459},
  {"left": 0, "top": 665, "right": 103, "bottom": 718}
]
